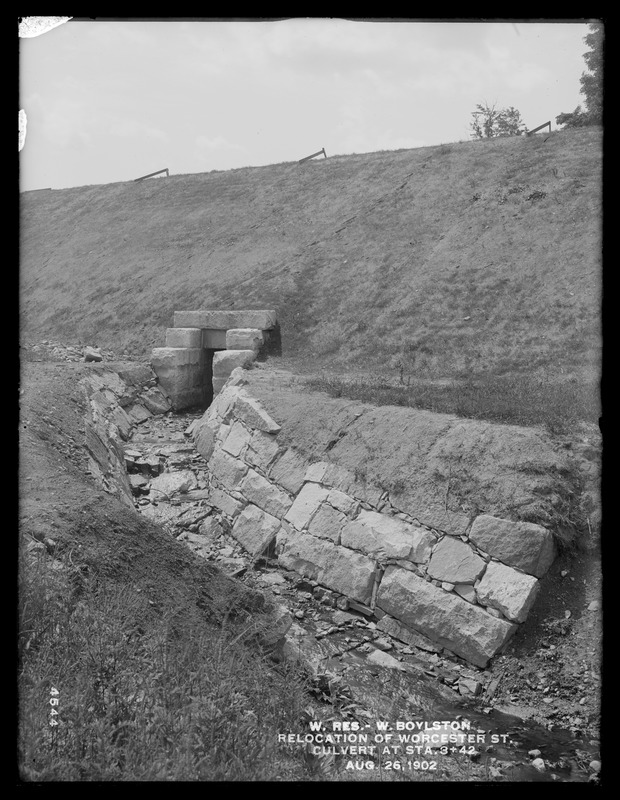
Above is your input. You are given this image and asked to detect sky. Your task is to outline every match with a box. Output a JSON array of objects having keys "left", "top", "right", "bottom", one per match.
[{"left": 18, "top": 17, "right": 598, "bottom": 192}]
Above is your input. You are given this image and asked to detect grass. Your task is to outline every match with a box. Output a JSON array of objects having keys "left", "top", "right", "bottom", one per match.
[
  {"left": 304, "top": 372, "right": 600, "bottom": 436},
  {"left": 18, "top": 548, "right": 313, "bottom": 782},
  {"left": 19, "top": 547, "right": 490, "bottom": 782}
]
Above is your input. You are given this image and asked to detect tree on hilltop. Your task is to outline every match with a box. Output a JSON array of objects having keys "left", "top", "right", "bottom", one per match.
[
  {"left": 556, "top": 21, "right": 603, "bottom": 129},
  {"left": 470, "top": 102, "right": 527, "bottom": 139}
]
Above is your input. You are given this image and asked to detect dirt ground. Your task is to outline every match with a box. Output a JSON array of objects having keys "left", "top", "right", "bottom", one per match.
[{"left": 17, "top": 351, "right": 603, "bottom": 783}]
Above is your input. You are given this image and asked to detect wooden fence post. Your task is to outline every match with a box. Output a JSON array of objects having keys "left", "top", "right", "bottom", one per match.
[
  {"left": 134, "top": 168, "right": 169, "bottom": 182},
  {"left": 298, "top": 148, "right": 327, "bottom": 165},
  {"left": 526, "top": 121, "right": 551, "bottom": 136}
]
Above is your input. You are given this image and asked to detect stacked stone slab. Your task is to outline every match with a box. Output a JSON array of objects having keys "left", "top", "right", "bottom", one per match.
[
  {"left": 188, "top": 368, "right": 558, "bottom": 668},
  {"left": 151, "top": 309, "right": 277, "bottom": 411},
  {"left": 152, "top": 328, "right": 210, "bottom": 411}
]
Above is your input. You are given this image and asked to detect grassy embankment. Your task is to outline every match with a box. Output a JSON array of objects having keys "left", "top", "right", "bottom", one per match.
[{"left": 20, "top": 127, "right": 602, "bottom": 431}]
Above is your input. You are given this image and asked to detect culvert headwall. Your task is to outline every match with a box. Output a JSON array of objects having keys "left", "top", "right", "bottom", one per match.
[{"left": 151, "top": 308, "right": 278, "bottom": 411}]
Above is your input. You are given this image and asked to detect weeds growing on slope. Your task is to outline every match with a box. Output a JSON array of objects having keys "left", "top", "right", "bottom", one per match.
[
  {"left": 304, "top": 372, "right": 599, "bottom": 436},
  {"left": 18, "top": 548, "right": 311, "bottom": 782}
]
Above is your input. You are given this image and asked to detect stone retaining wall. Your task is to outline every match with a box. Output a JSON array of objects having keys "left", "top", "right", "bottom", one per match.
[
  {"left": 188, "top": 368, "right": 558, "bottom": 668},
  {"left": 80, "top": 364, "right": 173, "bottom": 507}
]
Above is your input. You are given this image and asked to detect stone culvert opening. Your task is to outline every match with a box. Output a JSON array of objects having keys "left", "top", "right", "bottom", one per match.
[{"left": 151, "top": 309, "right": 279, "bottom": 413}]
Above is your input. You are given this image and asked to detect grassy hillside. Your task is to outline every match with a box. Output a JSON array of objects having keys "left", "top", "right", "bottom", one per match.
[{"left": 20, "top": 128, "right": 602, "bottom": 388}]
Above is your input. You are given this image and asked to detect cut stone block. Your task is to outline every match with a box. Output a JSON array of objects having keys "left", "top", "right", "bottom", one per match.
[
  {"left": 174, "top": 309, "right": 277, "bottom": 331},
  {"left": 151, "top": 347, "right": 208, "bottom": 410},
  {"left": 341, "top": 510, "right": 435, "bottom": 563},
  {"left": 468, "top": 514, "right": 556, "bottom": 578},
  {"left": 231, "top": 504, "right": 280, "bottom": 556},
  {"left": 454, "top": 584, "right": 477, "bottom": 604},
  {"left": 426, "top": 536, "right": 486, "bottom": 584},
  {"left": 245, "top": 430, "right": 281, "bottom": 470},
  {"left": 154, "top": 367, "right": 200, "bottom": 395},
  {"left": 221, "top": 420, "right": 252, "bottom": 458},
  {"left": 475, "top": 561, "right": 541, "bottom": 623},
  {"left": 376, "top": 566, "right": 517, "bottom": 668},
  {"left": 397, "top": 501, "right": 472, "bottom": 538},
  {"left": 238, "top": 468, "right": 293, "bottom": 519},
  {"left": 307, "top": 503, "right": 346, "bottom": 543},
  {"left": 284, "top": 483, "right": 330, "bottom": 530},
  {"left": 165, "top": 327, "right": 203, "bottom": 349},
  {"left": 305, "top": 461, "right": 330, "bottom": 483},
  {"left": 326, "top": 488, "right": 358, "bottom": 515},
  {"left": 208, "top": 449, "right": 249, "bottom": 490},
  {"left": 270, "top": 449, "right": 310, "bottom": 494},
  {"left": 209, "top": 487, "right": 246, "bottom": 519},
  {"left": 202, "top": 329, "right": 227, "bottom": 349},
  {"left": 226, "top": 328, "right": 264, "bottom": 351},
  {"left": 229, "top": 391, "right": 281, "bottom": 433},
  {"left": 278, "top": 529, "right": 376, "bottom": 605},
  {"left": 152, "top": 347, "right": 204, "bottom": 368},
  {"left": 376, "top": 614, "right": 442, "bottom": 653},
  {"left": 213, "top": 350, "right": 256, "bottom": 377},
  {"left": 324, "top": 463, "right": 355, "bottom": 491},
  {"left": 216, "top": 422, "right": 231, "bottom": 444},
  {"left": 304, "top": 461, "right": 382, "bottom": 505}
]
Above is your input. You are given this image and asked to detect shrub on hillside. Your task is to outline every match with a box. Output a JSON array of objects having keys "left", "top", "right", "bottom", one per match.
[{"left": 470, "top": 103, "right": 527, "bottom": 139}]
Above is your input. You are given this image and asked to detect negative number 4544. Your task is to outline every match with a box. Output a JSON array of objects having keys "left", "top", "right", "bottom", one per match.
[{"left": 49, "top": 687, "right": 59, "bottom": 726}]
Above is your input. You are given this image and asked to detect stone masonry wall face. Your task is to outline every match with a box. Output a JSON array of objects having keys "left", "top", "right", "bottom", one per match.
[
  {"left": 190, "top": 369, "right": 557, "bottom": 669},
  {"left": 151, "top": 310, "right": 277, "bottom": 411}
]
